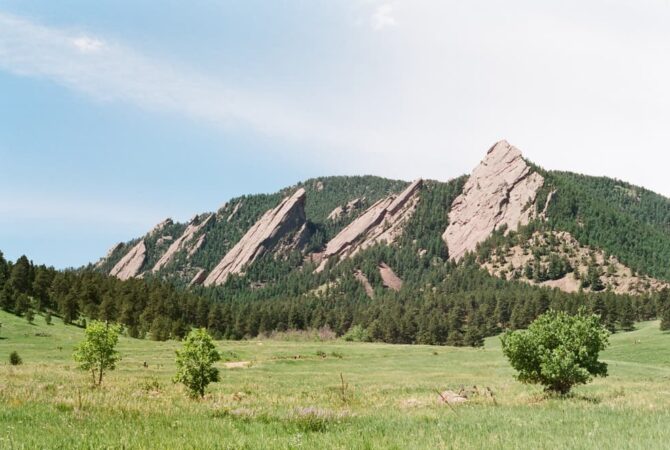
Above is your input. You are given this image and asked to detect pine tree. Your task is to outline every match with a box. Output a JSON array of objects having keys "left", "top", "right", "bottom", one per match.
[
  {"left": 618, "top": 299, "right": 635, "bottom": 331},
  {"left": 9, "top": 256, "right": 32, "bottom": 294}
]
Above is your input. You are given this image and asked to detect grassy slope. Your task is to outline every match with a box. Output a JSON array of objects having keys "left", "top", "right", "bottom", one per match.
[{"left": 1, "top": 310, "right": 670, "bottom": 449}]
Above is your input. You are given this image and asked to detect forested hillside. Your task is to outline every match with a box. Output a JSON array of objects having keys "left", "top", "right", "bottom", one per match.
[
  {"left": 6, "top": 142, "right": 670, "bottom": 345},
  {"left": 537, "top": 171, "right": 670, "bottom": 280}
]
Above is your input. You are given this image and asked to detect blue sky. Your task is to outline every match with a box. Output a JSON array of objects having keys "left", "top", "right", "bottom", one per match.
[{"left": 2, "top": 0, "right": 670, "bottom": 268}]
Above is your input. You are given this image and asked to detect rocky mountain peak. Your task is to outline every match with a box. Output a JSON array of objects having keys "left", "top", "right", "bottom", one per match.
[
  {"left": 109, "top": 240, "right": 146, "bottom": 280},
  {"left": 443, "top": 140, "right": 544, "bottom": 261},
  {"left": 316, "top": 179, "right": 422, "bottom": 271},
  {"left": 202, "top": 188, "right": 307, "bottom": 286}
]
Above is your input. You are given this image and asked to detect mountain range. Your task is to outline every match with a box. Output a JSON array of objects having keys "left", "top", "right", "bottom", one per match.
[{"left": 94, "top": 140, "right": 670, "bottom": 300}]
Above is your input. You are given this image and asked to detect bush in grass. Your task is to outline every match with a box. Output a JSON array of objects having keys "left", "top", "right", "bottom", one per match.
[
  {"left": 73, "top": 320, "right": 121, "bottom": 386},
  {"left": 343, "top": 325, "right": 371, "bottom": 342},
  {"left": 174, "top": 328, "right": 220, "bottom": 398},
  {"left": 501, "top": 309, "right": 609, "bottom": 395},
  {"left": 45, "top": 312, "right": 52, "bottom": 326},
  {"left": 10, "top": 350, "right": 22, "bottom": 365}
]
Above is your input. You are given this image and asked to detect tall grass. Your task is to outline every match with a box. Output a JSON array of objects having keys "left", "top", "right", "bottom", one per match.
[{"left": 1, "top": 310, "right": 669, "bottom": 449}]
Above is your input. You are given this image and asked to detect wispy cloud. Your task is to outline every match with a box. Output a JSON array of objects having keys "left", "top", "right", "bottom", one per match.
[
  {"left": 72, "top": 36, "right": 105, "bottom": 53},
  {"left": 0, "top": 12, "right": 354, "bottom": 155},
  {"left": 371, "top": 3, "right": 397, "bottom": 30}
]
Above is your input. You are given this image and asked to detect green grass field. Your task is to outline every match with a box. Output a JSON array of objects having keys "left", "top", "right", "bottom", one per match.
[{"left": 2, "top": 310, "right": 670, "bottom": 449}]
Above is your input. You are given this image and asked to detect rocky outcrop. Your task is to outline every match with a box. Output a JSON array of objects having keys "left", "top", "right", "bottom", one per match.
[
  {"left": 327, "top": 198, "right": 364, "bottom": 221},
  {"left": 443, "top": 141, "right": 544, "bottom": 261},
  {"left": 110, "top": 240, "right": 146, "bottom": 280},
  {"left": 482, "top": 230, "right": 668, "bottom": 295},
  {"left": 203, "top": 188, "right": 307, "bottom": 286},
  {"left": 150, "top": 218, "right": 173, "bottom": 235},
  {"left": 316, "top": 180, "right": 422, "bottom": 271},
  {"left": 152, "top": 214, "right": 213, "bottom": 273},
  {"left": 95, "top": 242, "right": 124, "bottom": 269},
  {"left": 227, "top": 201, "right": 243, "bottom": 222},
  {"left": 379, "top": 263, "right": 403, "bottom": 291},
  {"left": 354, "top": 270, "right": 375, "bottom": 298},
  {"left": 189, "top": 268, "right": 207, "bottom": 286}
]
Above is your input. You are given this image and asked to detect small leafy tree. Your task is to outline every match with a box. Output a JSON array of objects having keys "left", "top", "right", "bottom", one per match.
[
  {"left": 9, "top": 350, "right": 22, "bottom": 365},
  {"left": 73, "top": 321, "right": 121, "bottom": 386},
  {"left": 173, "top": 328, "right": 220, "bottom": 398},
  {"left": 501, "top": 309, "right": 609, "bottom": 395}
]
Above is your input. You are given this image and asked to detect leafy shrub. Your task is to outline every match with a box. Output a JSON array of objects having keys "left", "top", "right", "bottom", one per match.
[
  {"left": 9, "top": 350, "right": 22, "bottom": 365},
  {"left": 501, "top": 309, "right": 609, "bottom": 394},
  {"left": 343, "top": 325, "right": 371, "bottom": 342},
  {"left": 73, "top": 321, "right": 122, "bottom": 386},
  {"left": 174, "top": 328, "right": 220, "bottom": 398}
]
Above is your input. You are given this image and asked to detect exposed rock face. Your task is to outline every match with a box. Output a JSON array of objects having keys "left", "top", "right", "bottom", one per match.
[
  {"left": 152, "top": 214, "right": 213, "bottom": 273},
  {"left": 95, "top": 242, "right": 124, "bottom": 269},
  {"left": 327, "top": 206, "right": 345, "bottom": 221},
  {"left": 379, "top": 263, "right": 403, "bottom": 291},
  {"left": 189, "top": 268, "right": 207, "bottom": 286},
  {"left": 203, "top": 188, "right": 307, "bottom": 286},
  {"left": 316, "top": 180, "right": 422, "bottom": 271},
  {"left": 110, "top": 240, "right": 146, "bottom": 280},
  {"left": 156, "top": 235, "right": 173, "bottom": 247},
  {"left": 354, "top": 270, "right": 375, "bottom": 298},
  {"left": 482, "top": 230, "right": 668, "bottom": 295},
  {"left": 227, "top": 201, "right": 243, "bottom": 222},
  {"left": 327, "top": 198, "right": 364, "bottom": 221},
  {"left": 150, "top": 218, "right": 173, "bottom": 235},
  {"left": 443, "top": 141, "right": 544, "bottom": 261}
]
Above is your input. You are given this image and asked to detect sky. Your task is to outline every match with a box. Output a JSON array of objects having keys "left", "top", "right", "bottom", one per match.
[{"left": 2, "top": 0, "right": 670, "bottom": 268}]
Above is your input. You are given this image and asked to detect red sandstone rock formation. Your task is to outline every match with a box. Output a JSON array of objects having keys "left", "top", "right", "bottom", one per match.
[
  {"left": 316, "top": 179, "right": 422, "bottom": 271},
  {"left": 443, "top": 141, "right": 544, "bottom": 261},
  {"left": 202, "top": 188, "right": 307, "bottom": 286},
  {"left": 110, "top": 240, "right": 146, "bottom": 280}
]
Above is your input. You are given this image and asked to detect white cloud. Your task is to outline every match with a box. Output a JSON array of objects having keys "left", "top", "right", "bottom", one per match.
[
  {"left": 371, "top": 3, "right": 397, "bottom": 30},
  {"left": 72, "top": 36, "right": 104, "bottom": 53},
  {"left": 0, "top": 12, "right": 362, "bottom": 164},
  {"left": 3, "top": 3, "right": 670, "bottom": 197}
]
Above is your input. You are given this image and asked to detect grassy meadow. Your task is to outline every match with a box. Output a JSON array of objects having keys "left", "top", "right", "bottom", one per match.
[{"left": 1, "top": 310, "right": 670, "bottom": 449}]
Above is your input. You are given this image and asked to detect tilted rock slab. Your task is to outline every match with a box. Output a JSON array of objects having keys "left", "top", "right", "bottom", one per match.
[
  {"left": 316, "top": 179, "right": 422, "bottom": 271},
  {"left": 95, "top": 242, "right": 124, "bottom": 269},
  {"left": 443, "top": 141, "right": 544, "bottom": 261},
  {"left": 327, "top": 197, "right": 363, "bottom": 221},
  {"left": 203, "top": 188, "right": 307, "bottom": 286},
  {"left": 110, "top": 240, "right": 147, "bottom": 280},
  {"left": 152, "top": 214, "right": 213, "bottom": 273},
  {"left": 379, "top": 263, "right": 403, "bottom": 291},
  {"left": 354, "top": 270, "right": 375, "bottom": 298},
  {"left": 150, "top": 218, "right": 173, "bottom": 235},
  {"left": 189, "top": 268, "right": 208, "bottom": 286}
]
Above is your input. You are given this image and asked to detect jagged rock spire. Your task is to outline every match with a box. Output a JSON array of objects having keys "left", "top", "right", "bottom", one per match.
[{"left": 443, "top": 140, "right": 544, "bottom": 261}]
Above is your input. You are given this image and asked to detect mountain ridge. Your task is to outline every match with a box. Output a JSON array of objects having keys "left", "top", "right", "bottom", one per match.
[{"left": 93, "top": 140, "right": 670, "bottom": 299}]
